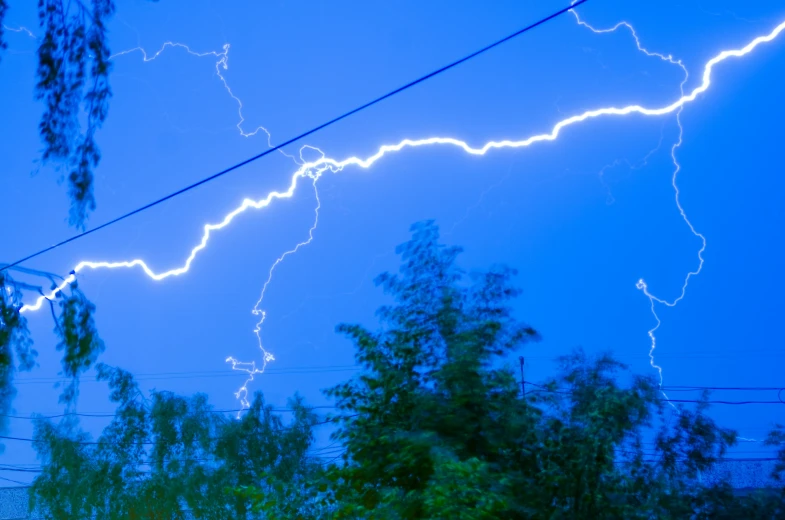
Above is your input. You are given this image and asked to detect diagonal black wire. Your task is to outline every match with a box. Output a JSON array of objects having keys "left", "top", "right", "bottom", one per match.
[{"left": 0, "top": 0, "right": 589, "bottom": 272}]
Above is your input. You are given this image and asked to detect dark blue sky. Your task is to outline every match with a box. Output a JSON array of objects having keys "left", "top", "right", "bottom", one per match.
[{"left": 2, "top": 0, "right": 785, "bottom": 482}]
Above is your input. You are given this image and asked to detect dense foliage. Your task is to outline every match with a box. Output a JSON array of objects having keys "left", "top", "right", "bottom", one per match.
[
  {"left": 31, "top": 364, "right": 321, "bottom": 519},
  {"left": 23, "top": 222, "right": 785, "bottom": 518},
  {"left": 284, "top": 222, "right": 785, "bottom": 519}
]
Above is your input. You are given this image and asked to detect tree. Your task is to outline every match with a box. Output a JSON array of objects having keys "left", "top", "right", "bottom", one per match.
[
  {"left": 30, "top": 363, "right": 322, "bottom": 519},
  {"left": 0, "top": 270, "right": 102, "bottom": 446},
  {"left": 1, "top": 0, "right": 156, "bottom": 227},
  {"left": 293, "top": 221, "right": 780, "bottom": 518},
  {"left": 0, "top": 272, "right": 36, "bottom": 447},
  {"left": 318, "top": 220, "right": 540, "bottom": 518},
  {"left": 0, "top": 0, "right": 148, "bottom": 465},
  {"left": 29, "top": 220, "right": 785, "bottom": 518},
  {"left": 1, "top": 0, "right": 137, "bottom": 464}
]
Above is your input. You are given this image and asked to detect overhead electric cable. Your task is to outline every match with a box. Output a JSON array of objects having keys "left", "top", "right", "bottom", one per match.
[
  {"left": 0, "top": 414, "right": 359, "bottom": 445},
  {"left": 11, "top": 364, "right": 360, "bottom": 385},
  {"left": 0, "top": 405, "right": 337, "bottom": 421},
  {"left": 0, "top": 0, "right": 588, "bottom": 272},
  {"left": 524, "top": 381, "right": 785, "bottom": 405}
]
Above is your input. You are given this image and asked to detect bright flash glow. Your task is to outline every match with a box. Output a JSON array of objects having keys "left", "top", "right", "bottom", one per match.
[{"left": 16, "top": 17, "right": 785, "bottom": 411}]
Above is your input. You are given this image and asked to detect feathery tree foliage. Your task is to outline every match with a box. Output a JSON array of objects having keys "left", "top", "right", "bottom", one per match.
[
  {"left": 1, "top": 0, "right": 159, "bottom": 227},
  {"left": 245, "top": 221, "right": 785, "bottom": 519},
  {"left": 30, "top": 363, "right": 321, "bottom": 519},
  {"left": 1, "top": 0, "right": 124, "bottom": 458},
  {"left": 0, "top": 2, "right": 8, "bottom": 58},
  {"left": 26, "top": 222, "right": 785, "bottom": 518},
  {"left": 0, "top": 271, "right": 102, "bottom": 447}
]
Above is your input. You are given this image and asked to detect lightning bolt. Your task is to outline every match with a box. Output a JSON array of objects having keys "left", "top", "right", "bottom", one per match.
[
  {"left": 2, "top": 24, "right": 35, "bottom": 38},
  {"left": 635, "top": 110, "right": 703, "bottom": 389},
  {"left": 109, "top": 42, "right": 299, "bottom": 162},
  {"left": 570, "top": 7, "right": 696, "bottom": 389},
  {"left": 226, "top": 175, "right": 322, "bottom": 413},
  {"left": 16, "top": 18, "right": 785, "bottom": 411}
]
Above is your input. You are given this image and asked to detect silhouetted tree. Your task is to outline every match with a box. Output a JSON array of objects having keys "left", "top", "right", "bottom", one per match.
[
  {"left": 27, "top": 221, "right": 785, "bottom": 518},
  {"left": 1, "top": 0, "right": 126, "bottom": 455},
  {"left": 0, "top": 271, "right": 102, "bottom": 447},
  {"left": 30, "top": 364, "right": 321, "bottom": 519},
  {"left": 1, "top": 0, "right": 159, "bottom": 226},
  {"left": 252, "top": 221, "right": 782, "bottom": 519}
]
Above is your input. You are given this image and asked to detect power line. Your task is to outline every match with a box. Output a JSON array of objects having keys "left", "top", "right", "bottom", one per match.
[
  {"left": 11, "top": 363, "right": 784, "bottom": 389},
  {"left": 0, "top": 0, "right": 587, "bottom": 272},
  {"left": 664, "top": 386, "right": 785, "bottom": 392},
  {"left": 521, "top": 348, "right": 785, "bottom": 360},
  {"left": 0, "top": 405, "right": 337, "bottom": 421},
  {"left": 524, "top": 382, "right": 785, "bottom": 405},
  {"left": 3, "top": 454, "right": 780, "bottom": 476},
  {"left": 6, "top": 367, "right": 784, "bottom": 417},
  {"left": 0, "top": 414, "right": 358, "bottom": 446},
  {"left": 12, "top": 364, "right": 361, "bottom": 385},
  {"left": 662, "top": 399, "right": 784, "bottom": 405},
  {"left": 0, "top": 447, "right": 346, "bottom": 473},
  {"left": 0, "top": 475, "right": 30, "bottom": 487}
]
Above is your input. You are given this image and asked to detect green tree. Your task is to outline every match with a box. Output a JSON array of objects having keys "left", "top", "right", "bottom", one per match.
[
  {"left": 296, "top": 221, "right": 778, "bottom": 519},
  {"left": 0, "top": 272, "right": 36, "bottom": 446},
  {"left": 29, "top": 221, "right": 785, "bottom": 518},
  {"left": 320, "top": 220, "right": 540, "bottom": 518},
  {"left": 30, "top": 363, "right": 322, "bottom": 519}
]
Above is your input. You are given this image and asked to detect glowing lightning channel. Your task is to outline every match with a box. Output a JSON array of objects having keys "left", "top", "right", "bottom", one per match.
[
  {"left": 635, "top": 116, "right": 703, "bottom": 388},
  {"left": 109, "top": 42, "right": 299, "bottom": 162},
  {"left": 2, "top": 24, "right": 35, "bottom": 38},
  {"left": 109, "top": 38, "right": 330, "bottom": 410},
  {"left": 226, "top": 175, "right": 323, "bottom": 412},
  {"left": 19, "top": 168, "right": 307, "bottom": 313},
  {"left": 571, "top": 6, "right": 696, "bottom": 389},
  {"left": 571, "top": 5, "right": 687, "bottom": 70},
  {"left": 16, "top": 18, "right": 785, "bottom": 409}
]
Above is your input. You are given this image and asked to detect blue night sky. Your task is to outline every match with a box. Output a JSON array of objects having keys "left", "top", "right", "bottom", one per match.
[{"left": 2, "top": 0, "right": 785, "bottom": 482}]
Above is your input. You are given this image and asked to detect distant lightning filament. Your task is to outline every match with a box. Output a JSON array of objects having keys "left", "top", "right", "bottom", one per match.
[{"left": 571, "top": 6, "right": 699, "bottom": 389}]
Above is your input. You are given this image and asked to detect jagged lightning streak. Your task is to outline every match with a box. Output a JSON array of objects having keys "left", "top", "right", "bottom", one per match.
[
  {"left": 110, "top": 41, "right": 298, "bottom": 162},
  {"left": 226, "top": 174, "right": 322, "bottom": 412},
  {"left": 570, "top": 6, "right": 696, "bottom": 389},
  {"left": 2, "top": 24, "right": 35, "bottom": 38},
  {"left": 571, "top": 5, "right": 687, "bottom": 69},
  {"left": 635, "top": 117, "right": 704, "bottom": 387},
  {"left": 16, "top": 18, "right": 785, "bottom": 409}
]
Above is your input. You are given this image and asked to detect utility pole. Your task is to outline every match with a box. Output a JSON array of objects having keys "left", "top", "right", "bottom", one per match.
[{"left": 519, "top": 356, "right": 525, "bottom": 397}]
